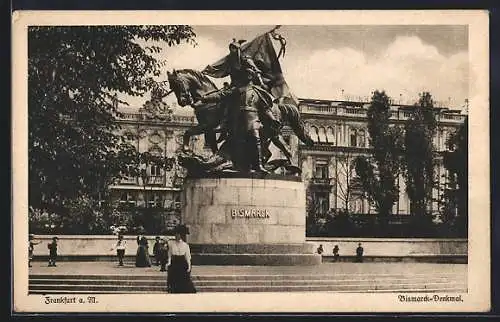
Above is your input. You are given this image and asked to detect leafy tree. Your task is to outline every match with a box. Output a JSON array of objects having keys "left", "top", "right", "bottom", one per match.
[
  {"left": 441, "top": 115, "right": 468, "bottom": 236},
  {"left": 402, "top": 92, "right": 438, "bottom": 227},
  {"left": 354, "top": 91, "right": 403, "bottom": 225},
  {"left": 28, "top": 26, "right": 196, "bottom": 216}
]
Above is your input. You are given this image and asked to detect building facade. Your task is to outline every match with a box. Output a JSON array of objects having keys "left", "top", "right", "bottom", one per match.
[
  {"left": 110, "top": 97, "right": 466, "bottom": 229},
  {"left": 109, "top": 105, "right": 211, "bottom": 231},
  {"left": 295, "top": 98, "right": 467, "bottom": 220}
]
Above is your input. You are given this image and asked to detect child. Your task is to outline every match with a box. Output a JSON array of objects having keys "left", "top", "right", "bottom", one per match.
[
  {"left": 153, "top": 236, "right": 162, "bottom": 266},
  {"left": 47, "top": 237, "right": 59, "bottom": 267},
  {"left": 110, "top": 234, "right": 127, "bottom": 266},
  {"left": 28, "top": 234, "right": 40, "bottom": 267}
]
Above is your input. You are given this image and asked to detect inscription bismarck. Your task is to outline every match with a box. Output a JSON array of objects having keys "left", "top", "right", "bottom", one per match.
[{"left": 230, "top": 208, "right": 271, "bottom": 219}]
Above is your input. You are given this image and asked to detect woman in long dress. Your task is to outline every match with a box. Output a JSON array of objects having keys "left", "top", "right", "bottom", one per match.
[
  {"left": 167, "top": 225, "right": 196, "bottom": 293},
  {"left": 135, "top": 235, "right": 152, "bottom": 267}
]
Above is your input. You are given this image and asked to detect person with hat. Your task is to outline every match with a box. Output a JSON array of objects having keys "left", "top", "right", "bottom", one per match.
[
  {"left": 166, "top": 225, "right": 196, "bottom": 293},
  {"left": 199, "top": 56, "right": 280, "bottom": 173},
  {"left": 158, "top": 238, "right": 169, "bottom": 272},
  {"left": 226, "top": 38, "right": 281, "bottom": 130},
  {"left": 200, "top": 39, "right": 281, "bottom": 154},
  {"left": 356, "top": 243, "right": 364, "bottom": 263},
  {"left": 28, "top": 234, "right": 40, "bottom": 267},
  {"left": 135, "top": 235, "right": 152, "bottom": 267},
  {"left": 153, "top": 236, "right": 162, "bottom": 266},
  {"left": 110, "top": 234, "right": 127, "bottom": 266},
  {"left": 332, "top": 244, "right": 340, "bottom": 262},
  {"left": 47, "top": 236, "right": 59, "bottom": 267}
]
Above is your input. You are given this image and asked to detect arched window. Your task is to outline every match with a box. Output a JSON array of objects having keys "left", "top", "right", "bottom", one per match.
[
  {"left": 358, "top": 129, "right": 366, "bottom": 147},
  {"left": 309, "top": 126, "right": 319, "bottom": 142},
  {"left": 318, "top": 127, "right": 327, "bottom": 143},
  {"left": 326, "top": 127, "right": 335, "bottom": 144},
  {"left": 350, "top": 128, "right": 357, "bottom": 147}
]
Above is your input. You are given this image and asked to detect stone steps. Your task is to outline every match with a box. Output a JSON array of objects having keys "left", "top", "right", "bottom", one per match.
[
  {"left": 192, "top": 254, "right": 322, "bottom": 265},
  {"left": 29, "top": 272, "right": 467, "bottom": 294},
  {"left": 32, "top": 255, "right": 467, "bottom": 264},
  {"left": 189, "top": 243, "right": 316, "bottom": 254},
  {"left": 30, "top": 272, "right": 465, "bottom": 281}
]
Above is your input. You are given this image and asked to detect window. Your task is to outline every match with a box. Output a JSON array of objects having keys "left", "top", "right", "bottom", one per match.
[
  {"left": 350, "top": 129, "right": 357, "bottom": 147},
  {"left": 119, "top": 192, "right": 136, "bottom": 206},
  {"left": 309, "top": 126, "right": 319, "bottom": 142},
  {"left": 315, "top": 162, "right": 329, "bottom": 179},
  {"left": 174, "top": 194, "right": 182, "bottom": 210},
  {"left": 121, "top": 165, "right": 136, "bottom": 184},
  {"left": 147, "top": 193, "right": 163, "bottom": 208},
  {"left": 326, "top": 127, "right": 335, "bottom": 144},
  {"left": 150, "top": 164, "right": 162, "bottom": 177},
  {"left": 314, "top": 192, "right": 330, "bottom": 215},
  {"left": 358, "top": 129, "right": 366, "bottom": 147},
  {"left": 318, "top": 127, "right": 327, "bottom": 143}
]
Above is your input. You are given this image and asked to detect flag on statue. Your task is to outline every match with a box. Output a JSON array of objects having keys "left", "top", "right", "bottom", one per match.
[{"left": 202, "top": 29, "right": 299, "bottom": 106}]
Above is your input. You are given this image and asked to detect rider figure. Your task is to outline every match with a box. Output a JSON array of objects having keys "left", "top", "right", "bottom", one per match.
[
  {"left": 225, "top": 39, "right": 281, "bottom": 132},
  {"left": 199, "top": 68, "right": 271, "bottom": 173}
]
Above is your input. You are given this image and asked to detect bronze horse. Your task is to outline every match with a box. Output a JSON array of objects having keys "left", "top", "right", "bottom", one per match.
[{"left": 166, "top": 68, "right": 313, "bottom": 164}]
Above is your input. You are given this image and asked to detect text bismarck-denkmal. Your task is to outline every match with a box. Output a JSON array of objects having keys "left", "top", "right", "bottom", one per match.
[{"left": 398, "top": 294, "right": 464, "bottom": 303}]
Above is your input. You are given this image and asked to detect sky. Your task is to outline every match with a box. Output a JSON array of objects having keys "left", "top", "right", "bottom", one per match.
[{"left": 123, "top": 25, "right": 469, "bottom": 113}]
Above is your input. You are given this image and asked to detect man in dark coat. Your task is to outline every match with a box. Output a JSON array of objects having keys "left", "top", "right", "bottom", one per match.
[
  {"left": 356, "top": 243, "right": 364, "bottom": 263},
  {"left": 47, "top": 236, "right": 59, "bottom": 267},
  {"left": 153, "top": 236, "right": 162, "bottom": 266},
  {"left": 159, "top": 238, "right": 169, "bottom": 272}
]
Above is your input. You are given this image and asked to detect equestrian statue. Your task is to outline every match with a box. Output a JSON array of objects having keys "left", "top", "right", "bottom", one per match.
[{"left": 167, "top": 28, "right": 314, "bottom": 177}]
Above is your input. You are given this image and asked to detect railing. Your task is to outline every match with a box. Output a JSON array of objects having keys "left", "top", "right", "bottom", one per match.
[
  {"left": 344, "top": 108, "right": 366, "bottom": 116},
  {"left": 301, "top": 104, "right": 336, "bottom": 115},
  {"left": 120, "top": 177, "right": 138, "bottom": 185},
  {"left": 145, "top": 176, "right": 165, "bottom": 186},
  {"left": 441, "top": 114, "right": 465, "bottom": 121},
  {"left": 299, "top": 101, "right": 465, "bottom": 123}
]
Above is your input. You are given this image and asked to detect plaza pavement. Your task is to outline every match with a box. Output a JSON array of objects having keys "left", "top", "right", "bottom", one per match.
[{"left": 29, "top": 260, "right": 467, "bottom": 277}]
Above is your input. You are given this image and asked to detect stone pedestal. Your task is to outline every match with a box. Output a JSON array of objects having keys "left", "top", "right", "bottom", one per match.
[{"left": 181, "top": 175, "right": 321, "bottom": 265}]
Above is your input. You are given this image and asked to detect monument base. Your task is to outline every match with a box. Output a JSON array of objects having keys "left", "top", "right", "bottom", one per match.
[{"left": 182, "top": 176, "right": 321, "bottom": 265}]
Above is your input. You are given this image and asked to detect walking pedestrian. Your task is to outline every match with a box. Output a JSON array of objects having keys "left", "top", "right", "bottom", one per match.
[
  {"left": 47, "top": 237, "right": 59, "bottom": 267},
  {"left": 167, "top": 225, "right": 196, "bottom": 293},
  {"left": 111, "top": 234, "right": 127, "bottom": 266}
]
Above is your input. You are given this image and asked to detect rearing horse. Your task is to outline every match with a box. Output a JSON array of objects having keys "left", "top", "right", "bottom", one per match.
[
  {"left": 167, "top": 68, "right": 314, "bottom": 163},
  {"left": 167, "top": 69, "right": 224, "bottom": 154}
]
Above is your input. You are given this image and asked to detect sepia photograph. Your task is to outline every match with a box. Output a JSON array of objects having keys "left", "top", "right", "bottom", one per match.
[{"left": 12, "top": 10, "right": 490, "bottom": 312}]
